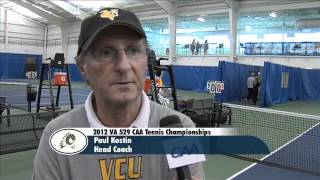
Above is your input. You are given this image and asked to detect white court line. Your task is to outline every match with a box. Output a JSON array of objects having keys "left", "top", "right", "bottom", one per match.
[
  {"left": 0, "top": 82, "right": 29, "bottom": 85},
  {"left": 3, "top": 94, "right": 87, "bottom": 99},
  {"left": 60, "top": 92, "right": 89, "bottom": 97},
  {"left": 2, "top": 93, "right": 88, "bottom": 98},
  {"left": 0, "top": 89, "right": 27, "bottom": 92},
  {"left": 0, "top": 95, "right": 25, "bottom": 97},
  {"left": 226, "top": 122, "right": 320, "bottom": 180},
  {"left": 8, "top": 100, "right": 85, "bottom": 107}
]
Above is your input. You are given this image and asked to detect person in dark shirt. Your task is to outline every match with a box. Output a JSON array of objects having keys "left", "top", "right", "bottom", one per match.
[
  {"left": 191, "top": 39, "right": 196, "bottom": 55},
  {"left": 204, "top": 40, "right": 209, "bottom": 55},
  {"left": 195, "top": 41, "right": 201, "bottom": 55}
]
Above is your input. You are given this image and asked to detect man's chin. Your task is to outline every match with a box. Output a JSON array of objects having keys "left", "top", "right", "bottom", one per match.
[{"left": 109, "top": 93, "right": 140, "bottom": 105}]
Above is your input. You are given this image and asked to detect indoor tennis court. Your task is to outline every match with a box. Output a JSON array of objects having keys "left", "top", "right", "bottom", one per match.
[{"left": 1, "top": 1, "right": 320, "bottom": 180}]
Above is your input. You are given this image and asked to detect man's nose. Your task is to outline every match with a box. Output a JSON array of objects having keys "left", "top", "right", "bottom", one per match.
[{"left": 114, "top": 50, "right": 131, "bottom": 72}]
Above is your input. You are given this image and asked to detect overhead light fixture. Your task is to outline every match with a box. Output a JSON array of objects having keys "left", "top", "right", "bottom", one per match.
[
  {"left": 196, "top": 17, "right": 205, "bottom": 22},
  {"left": 269, "top": 12, "right": 277, "bottom": 18},
  {"left": 71, "top": 1, "right": 115, "bottom": 12},
  {"left": 7, "top": 1, "right": 42, "bottom": 19},
  {"left": 75, "top": 2, "right": 80, "bottom": 15}
]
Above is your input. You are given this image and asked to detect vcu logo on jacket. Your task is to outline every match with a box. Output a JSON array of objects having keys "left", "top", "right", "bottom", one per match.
[{"left": 99, "top": 156, "right": 142, "bottom": 180}]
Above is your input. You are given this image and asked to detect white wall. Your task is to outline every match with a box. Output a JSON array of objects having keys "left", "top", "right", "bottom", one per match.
[
  {"left": 1, "top": 7, "right": 318, "bottom": 69},
  {"left": 161, "top": 55, "right": 229, "bottom": 66},
  {"left": 46, "top": 22, "right": 80, "bottom": 63},
  {"left": 236, "top": 56, "right": 320, "bottom": 69},
  {"left": 162, "top": 55, "right": 320, "bottom": 69},
  {"left": 66, "top": 21, "right": 80, "bottom": 63},
  {"left": 0, "top": 9, "right": 45, "bottom": 55},
  {"left": 46, "top": 25, "right": 62, "bottom": 61}
]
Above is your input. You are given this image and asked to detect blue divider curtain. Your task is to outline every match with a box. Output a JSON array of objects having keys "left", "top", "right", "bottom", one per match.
[
  {"left": 162, "top": 62, "right": 262, "bottom": 102},
  {"left": 261, "top": 62, "right": 320, "bottom": 107},
  {"left": 0, "top": 53, "right": 42, "bottom": 79},
  {"left": 0, "top": 52, "right": 85, "bottom": 81},
  {"left": 2, "top": 53, "right": 318, "bottom": 106},
  {"left": 68, "top": 64, "right": 84, "bottom": 81},
  {"left": 217, "top": 61, "right": 262, "bottom": 102},
  {"left": 301, "top": 70, "right": 320, "bottom": 100},
  {"left": 162, "top": 65, "right": 219, "bottom": 92}
]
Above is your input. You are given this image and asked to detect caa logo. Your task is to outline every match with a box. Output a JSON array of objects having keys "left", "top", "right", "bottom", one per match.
[{"left": 50, "top": 129, "right": 88, "bottom": 155}]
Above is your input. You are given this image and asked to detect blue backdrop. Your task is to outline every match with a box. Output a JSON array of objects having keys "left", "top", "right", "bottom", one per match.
[
  {"left": 3, "top": 53, "right": 318, "bottom": 106},
  {"left": 0, "top": 53, "right": 42, "bottom": 79},
  {"left": 0, "top": 52, "right": 84, "bottom": 82},
  {"left": 218, "top": 61, "right": 262, "bottom": 102},
  {"left": 162, "top": 65, "right": 219, "bottom": 92},
  {"left": 68, "top": 64, "right": 84, "bottom": 81},
  {"left": 162, "top": 62, "right": 262, "bottom": 102},
  {"left": 261, "top": 62, "right": 320, "bottom": 107}
]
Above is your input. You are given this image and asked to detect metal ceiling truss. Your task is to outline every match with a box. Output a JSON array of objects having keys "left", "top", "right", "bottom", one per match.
[{"left": 2, "top": 0, "right": 320, "bottom": 29}]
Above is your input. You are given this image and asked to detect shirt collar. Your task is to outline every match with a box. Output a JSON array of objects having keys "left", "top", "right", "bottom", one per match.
[{"left": 85, "top": 91, "right": 150, "bottom": 128}]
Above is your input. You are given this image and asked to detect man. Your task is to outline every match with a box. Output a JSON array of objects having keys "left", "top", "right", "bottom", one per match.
[
  {"left": 203, "top": 40, "right": 208, "bottom": 55},
  {"left": 256, "top": 72, "right": 262, "bottom": 100},
  {"left": 195, "top": 41, "right": 201, "bottom": 55},
  {"left": 191, "top": 39, "right": 196, "bottom": 55},
  {"left": 247, "top": 72, "right": 255, "bottom": 103},
  {"left": 33, "top": 8, "right": 204, "bottom": 180},
  {"left": 252, "top": 74, "right": 259, "bottom": 105}
]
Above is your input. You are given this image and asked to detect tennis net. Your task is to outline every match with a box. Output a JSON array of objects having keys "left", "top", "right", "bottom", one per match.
[
  {"left": 225, "top": 103, "right": 320, "bottom": 175},
  {"left": 0, "top": 81, "right": 38, "bottom": 111},
  {"left": 0, "top": 110, "right": 69, "bottom": 154}
]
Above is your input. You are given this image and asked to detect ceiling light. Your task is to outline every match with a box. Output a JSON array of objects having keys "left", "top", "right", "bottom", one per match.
[
  {"left": 9, "top": 1, "right": 42, "bottom": 19},
  {"left": 196, "top": 17, "right": 205, "bottom": 22},
  {"left": 71, "top": 1, "right": 116, "bottom": 12},
  {"left": 269, "top": 12, "right": 277, "bottom": 18}
]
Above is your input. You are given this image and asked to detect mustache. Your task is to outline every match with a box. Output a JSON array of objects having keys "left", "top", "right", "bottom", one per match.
[{"left": 112, "top": 74, "right": 135, "bottom": 83}]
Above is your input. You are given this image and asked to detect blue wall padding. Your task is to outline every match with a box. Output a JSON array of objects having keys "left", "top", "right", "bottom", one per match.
[
  {"left": 0, "top": 52, "right": 85, "bottom": 82},
  {"left": 0, "top": 53, "right": 42, "bottom": 79},
  {"left": 218, "top": 61, "right": 262, "bottom": 102},
  {"left": 41, "top": 64, "right": 84, "bottom": 82},
  {"left": 261, "top": 62, "right": 297, "bottom": 106},
  {"left": 162, "top": 65, "right": 219, "bottom": 92},
  {"left": 300, "top": 69, "right": 320, "bottom": 100},
  {"left": 261, "top": 62, "right": 320, "bottom": 107},
  {"left": 162, "top": 62, "right": 262, "bottom": 102},
  {"left": 68, "top": 64, "right": 84, "bottom": 81},
  {"left": 0, "top": 55, "right": 8, "bottom": 78}
]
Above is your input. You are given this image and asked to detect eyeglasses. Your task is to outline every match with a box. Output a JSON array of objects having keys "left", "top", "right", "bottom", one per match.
[{"left": 83, "top": 45, "right": 148, "bottom": 62}]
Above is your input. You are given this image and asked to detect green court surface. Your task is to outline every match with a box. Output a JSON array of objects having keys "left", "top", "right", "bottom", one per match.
[
  {"left": 204, "top": 155, "right": 252, "bottom": 180},
  {"left": 270, "top": 100, "right": 320, "bottom": 116},
  {"left": 0, "top": 150, "right": 36, "bottom": 180},
  {"left": 0, "top": 90, "right": 319, "bottom": 180}
]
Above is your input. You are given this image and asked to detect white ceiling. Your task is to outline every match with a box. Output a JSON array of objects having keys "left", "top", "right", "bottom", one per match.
[{"left": 0, "top": 0, "right": 320, "bottom": 30}]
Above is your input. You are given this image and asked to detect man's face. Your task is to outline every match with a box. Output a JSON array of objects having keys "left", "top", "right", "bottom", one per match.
[{"left": 78, "top": 26, "right": 148, "bottom": 106}]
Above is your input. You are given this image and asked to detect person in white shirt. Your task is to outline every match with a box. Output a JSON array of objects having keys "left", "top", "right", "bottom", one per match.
[{"left": 247, "top": 72, "right": 255, "bottom": 103}]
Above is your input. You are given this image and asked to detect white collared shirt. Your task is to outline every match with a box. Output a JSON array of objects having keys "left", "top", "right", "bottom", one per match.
[{"left": 84, "top": 91, "right": 150, "bottom": 128}]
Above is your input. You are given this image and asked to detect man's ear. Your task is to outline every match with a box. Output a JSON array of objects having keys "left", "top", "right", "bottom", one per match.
[{"left": 76, "top": 58, "right": 88, "bottom": 80}]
